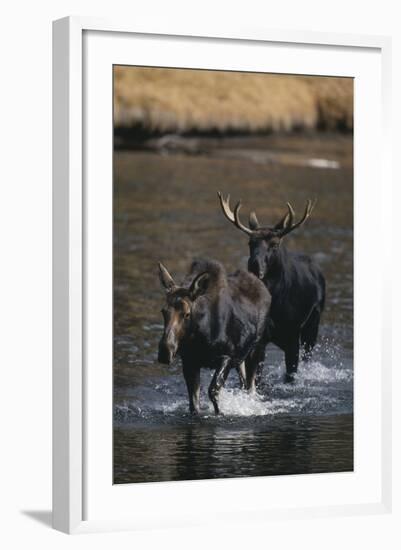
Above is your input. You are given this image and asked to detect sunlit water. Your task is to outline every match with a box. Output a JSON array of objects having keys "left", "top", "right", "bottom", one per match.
[{"left": 113, "top": 134, "right": 353, "bottom": 484}]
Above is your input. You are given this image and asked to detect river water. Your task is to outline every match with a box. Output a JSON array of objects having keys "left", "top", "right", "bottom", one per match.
[{"left": 113, "top": 134, "right": 353, "bottom": 484}]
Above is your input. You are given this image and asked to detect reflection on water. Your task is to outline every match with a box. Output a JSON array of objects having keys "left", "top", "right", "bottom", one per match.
[
  {"left": 113, "top": 134, "right": 353, "bottom": 484},
  {"left": 114, "top": 414, "right": 353, "bottom": 483}
]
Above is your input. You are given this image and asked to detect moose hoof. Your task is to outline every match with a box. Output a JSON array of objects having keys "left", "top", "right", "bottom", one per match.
[{"left": 284, "top": 372, "right": 297, "bottom": 384}]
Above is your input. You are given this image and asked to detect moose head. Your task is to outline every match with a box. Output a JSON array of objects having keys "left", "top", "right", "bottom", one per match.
[
  {"left": 218, "top": 193, "right": 316, "bottom": 280},
  {"left": 157, "top": 263, "right": 209, "bottom": 365}
]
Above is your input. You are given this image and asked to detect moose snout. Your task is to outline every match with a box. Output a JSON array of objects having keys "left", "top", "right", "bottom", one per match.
[
  {"left": 248, "top": 258, "right": 265, "bottom": 280},
  {"left": 158, "top": 341, "right": 173, "bottom": 365},
  {"left": 158, "top": 346, "right": 172, "bottom": 365},
  {"left": 257, "top": 268, "right": 265, "bottom": 279},
  {"left": 158, "top": 334, "right": 178, "bottom": 365}
]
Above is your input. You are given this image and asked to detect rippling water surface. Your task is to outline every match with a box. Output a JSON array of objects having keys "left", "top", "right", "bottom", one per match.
[{"left": 113, "top": 134, "right": 353, "bottom": 484}]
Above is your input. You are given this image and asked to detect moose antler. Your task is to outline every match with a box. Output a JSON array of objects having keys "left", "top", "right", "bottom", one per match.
[
  {"left": 218, "top": 192, "right": 316, "bottom": 237},
  {"left": 279, "top": 199, "right": 316, "bottom": 236},
  {"left": 217, "top": 192, "right": 254, "bottom": 236},
  {"left": 274, "top": 203, "right": 293, "bottom": 231}
]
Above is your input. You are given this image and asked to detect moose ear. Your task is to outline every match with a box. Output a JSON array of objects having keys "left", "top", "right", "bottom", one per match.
[
  {"left": 189, "top": 272, "right": 210, "bottom": 300},
  {"left": 158, "top": 262, "right": 176, "bottom": 292}
]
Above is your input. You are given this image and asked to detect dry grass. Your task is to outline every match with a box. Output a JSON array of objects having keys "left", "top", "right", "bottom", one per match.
[{"left": 114, "top": 66, "right": 353, "bottom": 134}]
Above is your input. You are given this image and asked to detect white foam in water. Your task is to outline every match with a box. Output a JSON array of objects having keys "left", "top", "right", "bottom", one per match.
[
  {"left": 216, "top": 389, "right": 288, "bottom": 417},
  {"left": 161, "top": 399, "right": 191, "bottom": 415},
  {"left": 211, "top": 389, "right": 268, "bottom": 417},
  {"left": 154, "top": 389, "right": 285, "bottom": 417},
  {"left": 298, "top": 361, "right": 352, "bottom": 383},
  {"left": 114, "top": 356, "right": 353, "bottom": 422}
]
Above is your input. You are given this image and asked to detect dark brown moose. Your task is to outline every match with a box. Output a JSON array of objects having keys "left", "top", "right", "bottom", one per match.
[
  {"left": 157, "top": 259, "right": 271, "bottom": 414},
  {"left": 218, "top": 193, "right": 326, "bottom": 382}
]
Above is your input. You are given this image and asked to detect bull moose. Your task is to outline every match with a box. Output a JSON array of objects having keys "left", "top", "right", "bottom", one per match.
[
  {"left": 157, "top": 259, "right": 271, "bottom": 414},
  {"left": 218, "top": 193, "right": 326, "bottom": 382}
]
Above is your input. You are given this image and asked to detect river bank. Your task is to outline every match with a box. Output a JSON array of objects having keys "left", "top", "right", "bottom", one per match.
[{"left": 114, "top": 66, "right": 353, "bottom": 136}]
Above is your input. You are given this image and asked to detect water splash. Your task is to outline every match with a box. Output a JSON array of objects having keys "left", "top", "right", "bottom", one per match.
[{"left": 114, "top": 353, "right": 353, "bottom": 424}]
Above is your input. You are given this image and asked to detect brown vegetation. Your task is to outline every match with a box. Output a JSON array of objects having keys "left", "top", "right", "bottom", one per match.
[{"left": 114, "top": 66, "right": 353, "bottom": 135}]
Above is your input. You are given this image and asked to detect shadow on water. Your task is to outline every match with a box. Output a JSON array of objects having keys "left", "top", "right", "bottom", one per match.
[{"left": 113, "top": 134, "right": 353, "bottom": 484}]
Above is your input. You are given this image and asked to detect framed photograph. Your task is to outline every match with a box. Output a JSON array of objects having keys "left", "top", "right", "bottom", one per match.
[{"left": 53, "top": 17, "right": 392, "bottom": 534}]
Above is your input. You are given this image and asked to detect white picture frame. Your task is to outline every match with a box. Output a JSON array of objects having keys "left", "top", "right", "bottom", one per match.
[{"left": 52, "top": 16, "right": 392, "bottom": 534}]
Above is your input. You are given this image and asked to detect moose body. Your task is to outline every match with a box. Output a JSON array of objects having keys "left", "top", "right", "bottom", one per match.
[
  {"left": 218, "top": 194, "right": 325, "bottom": 381},
  {"left": 158, "top": 259, "right": 271, "bottom": 414}
]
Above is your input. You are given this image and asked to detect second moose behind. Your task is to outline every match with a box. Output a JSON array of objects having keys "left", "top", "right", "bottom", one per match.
[{"left": 218, "top": 193, "right": 325, "bottom": 382}]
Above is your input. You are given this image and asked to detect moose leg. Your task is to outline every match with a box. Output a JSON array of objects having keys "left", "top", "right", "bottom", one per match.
[
  {"left": 208, "top": 356, "right": 231, "bottom": 415},
  {"left": 245, "top": 344, "right": 266, "bottom": 394},
  {"left": 182, "top": 362, "right": 201, "bottom": 415},
  {"left": 284, "top": 337, "right": 300, "bottom": 382},
  {"left": 236, "top": 362, "right": 247, "bottom": 389},
  {"left": 300, "top": 308, "right": 320, "bottom": 362}
]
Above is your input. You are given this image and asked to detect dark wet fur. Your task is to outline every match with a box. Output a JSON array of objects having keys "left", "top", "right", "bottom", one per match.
[
  {"left": 248, "top": 237, "right": 326, "bottom": 379},
  {"left": 218, "top": 196, "right": 326, "bottom": 381},
  {"left": 159, "top": 258, "right": 271, "bottom": 414}
]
